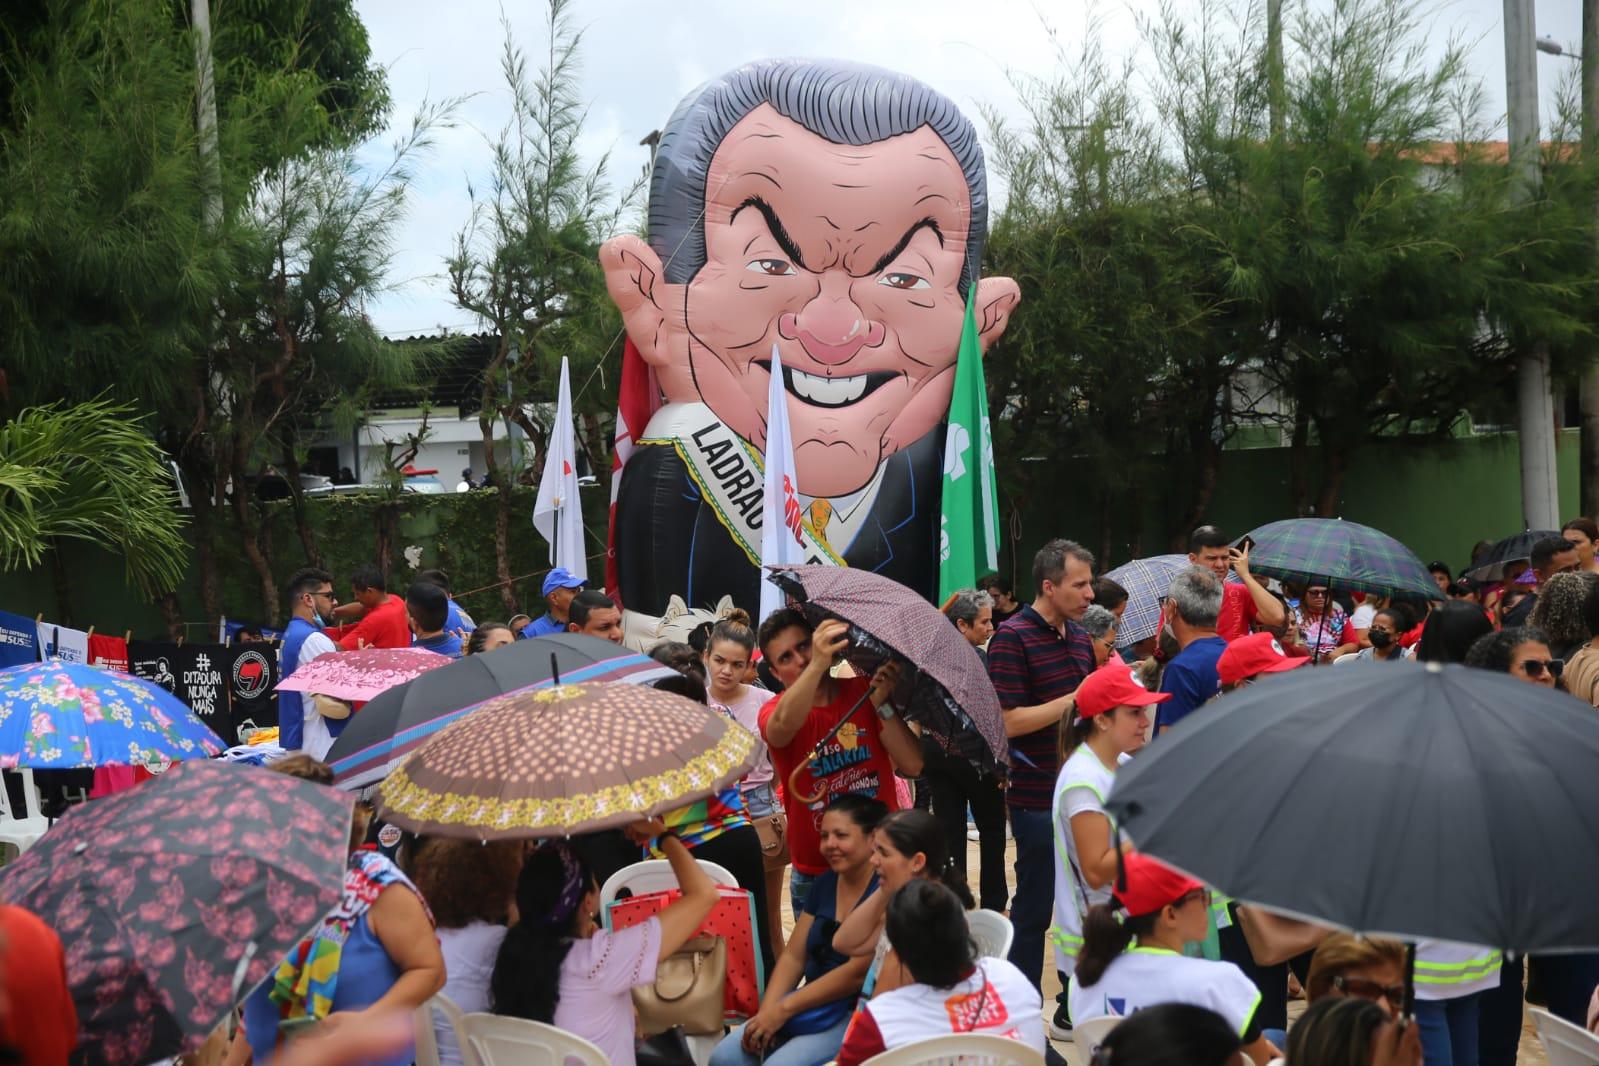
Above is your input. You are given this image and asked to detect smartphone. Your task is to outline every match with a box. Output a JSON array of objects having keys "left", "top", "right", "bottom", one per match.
[{"left": 1237, "top": 535, "right": 1255, "bottom": 553}]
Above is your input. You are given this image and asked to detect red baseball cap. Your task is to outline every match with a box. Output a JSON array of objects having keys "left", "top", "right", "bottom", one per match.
[
  {"left": 1216, "top": 632, "right": 1306, "bottom": 687},
  {"left": 1075, "top": 659, "right": 1172, "bottom": 718},
  {"left": 1112, "top": 852, "right": 1207, "bottom": 917}
]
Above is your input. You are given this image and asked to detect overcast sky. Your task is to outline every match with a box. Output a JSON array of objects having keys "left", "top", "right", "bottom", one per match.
[{"left": 352, "top": 0, "right": 1583, "bottom": 337}]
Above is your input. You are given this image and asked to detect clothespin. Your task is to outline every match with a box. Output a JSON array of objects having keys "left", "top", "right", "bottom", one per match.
[
  {"left": 124, "top": 630, "right": 132, "bottom": 644},
  {"left": 177, "top": 633, "right": 185, "bottom": 646},
  {"left": 86, "top": 625, "right": 96, "bottom": 641},
  {"left": 34, "top": 613, "right": 42, "bottom": 626}
]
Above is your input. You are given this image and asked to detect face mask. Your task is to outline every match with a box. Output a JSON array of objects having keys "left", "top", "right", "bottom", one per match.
[
  {"left": 1157, "top": 624, "right": 1180, "bottom": 661},
  {"left": 1368, "top": 628, "right": 1394, "bottom": 649}
]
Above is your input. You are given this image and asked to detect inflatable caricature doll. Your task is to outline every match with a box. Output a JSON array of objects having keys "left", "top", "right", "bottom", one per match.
[{"left": 601, "top": 59, "right": 1020, "bottom": 642}]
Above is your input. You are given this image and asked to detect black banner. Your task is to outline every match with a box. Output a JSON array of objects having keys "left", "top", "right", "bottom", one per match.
[{"left": 128, "top": 641, "right": 279, "bottom": 747}]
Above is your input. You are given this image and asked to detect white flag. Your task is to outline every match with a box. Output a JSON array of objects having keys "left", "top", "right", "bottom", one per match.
[
  {"left": 533, "top": 356, "right": 588, "bottom": 581},
  {"left": 759, "top": 344, "right": 807, "bottom": 623}
]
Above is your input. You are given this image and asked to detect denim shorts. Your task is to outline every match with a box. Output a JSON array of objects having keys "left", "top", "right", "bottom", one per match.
[{"left": 741, "top": 781, "right": 777, "bottom": 817}]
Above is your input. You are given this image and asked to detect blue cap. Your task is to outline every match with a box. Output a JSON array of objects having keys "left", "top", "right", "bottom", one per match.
[{"left": 541, "top": 568, "right": 586, "bottom": 596}]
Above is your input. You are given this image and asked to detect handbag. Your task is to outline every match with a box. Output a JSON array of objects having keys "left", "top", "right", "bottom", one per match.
[
  {"left": 754, "top": 811, "right": 789, "bottom": 873},
  {"left": 632, "top": 935, "right": 728, "bottom": 1037}
]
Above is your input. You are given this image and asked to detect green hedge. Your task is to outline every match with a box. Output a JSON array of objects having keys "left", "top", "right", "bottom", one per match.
[{"left": 6, "top": 485, "right": 614, "bottom": 635}]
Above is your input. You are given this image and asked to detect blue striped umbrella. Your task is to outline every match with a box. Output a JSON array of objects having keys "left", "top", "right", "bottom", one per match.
[
  {"left": 1103, "top": 554, "right": 1190, "bottom": 647},
  {"left": 0, "top": 661, "right": 225, "bottom": 769}
]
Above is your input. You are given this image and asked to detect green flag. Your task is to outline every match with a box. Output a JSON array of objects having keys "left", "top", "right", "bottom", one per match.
[{"left": 938, "top": 286, "right": 1000, "bottom": 603}]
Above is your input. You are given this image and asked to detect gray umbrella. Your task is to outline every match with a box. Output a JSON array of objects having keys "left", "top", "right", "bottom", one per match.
[{"left": 1105, "top": 661, "right": 1599, "bottom": 952}]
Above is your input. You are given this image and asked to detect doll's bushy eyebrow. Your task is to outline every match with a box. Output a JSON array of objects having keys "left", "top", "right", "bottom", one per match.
[{"left": 730, "top": 196, "right": 809, "bottom": 272}]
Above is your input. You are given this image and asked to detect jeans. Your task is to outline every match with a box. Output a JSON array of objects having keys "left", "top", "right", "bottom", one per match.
[
  {"left": 709, "top": 1014, "right": 853, "bottom": 1066},
  {"left": 1415, "top": 994, "right": 1482, "bottom": 1066},
  {"left": 742, "top": 782, "right": 778, "bottom": 817},
  {"left": 924, "top": 742, "right": 1008, "bottom": 912},
  {"left": 1008, "top": 805, "right": 1054, "bottom": 991},
  {"left": 790, "top": 868, "right": 818, "bottom": 916}
]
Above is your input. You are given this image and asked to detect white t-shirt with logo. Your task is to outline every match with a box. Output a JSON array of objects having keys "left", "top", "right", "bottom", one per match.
[
  {"left": 839, "top": 957, "right": 1045, "bottom": 1066},
  {"left": 1068, "top": 946, "right": 1263, "bottom": 1037},
  {"left": 1051, "top": 745, "right": 1118, "bottom": 976}
]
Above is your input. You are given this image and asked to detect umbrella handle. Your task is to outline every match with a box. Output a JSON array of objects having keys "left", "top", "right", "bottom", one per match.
[{"left": 786, "top": 687, "right": 877, "bottom": 806}]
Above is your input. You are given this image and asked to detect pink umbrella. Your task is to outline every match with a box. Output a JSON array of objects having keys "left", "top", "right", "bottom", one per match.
[{"left": 275, "top": 647, "right": 450, "bottom": 702}]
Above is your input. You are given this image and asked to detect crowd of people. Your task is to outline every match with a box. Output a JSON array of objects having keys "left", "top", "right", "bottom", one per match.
[{"left": 9, "top": 518, "right": 1599, "bottom": 1066}]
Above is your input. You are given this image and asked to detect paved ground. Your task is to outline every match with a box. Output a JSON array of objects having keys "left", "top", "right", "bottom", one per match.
[{"left": 779, "top": 829, "right": 1551, "bottom": 1064}]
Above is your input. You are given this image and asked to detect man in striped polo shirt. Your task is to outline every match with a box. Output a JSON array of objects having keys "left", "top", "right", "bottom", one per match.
[{"left": 986, "top": 539, "right": 1097, "bottom": 1032}]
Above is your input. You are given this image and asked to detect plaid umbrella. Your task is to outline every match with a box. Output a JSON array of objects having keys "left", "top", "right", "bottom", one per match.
[
  {"left": 765, "top": 564, "right": 1007, "bottom": 778},
  {"left": 375, "top": 680, "right": 756, "bottom": 840},
  {"left": 1464, "top": 530, "right": 1562, "bottom": 583},
  {"left": 0, "top": 662, "right": 225, "bottom": 769},
  {"left": 325, "top": 634, "right": 676, "bottom": 790},
  {"left": 275, "top": 646, "right": 450, "bottom": 702},
  {"left": 0, "top": 761, "right": 351, "bottom": 1066},
  {"left": 1102, "top": 554, "right": 1190, "bottom": 648},
  {"left": 1240, "top": 518, "right": 1442, "bottom": 601}
]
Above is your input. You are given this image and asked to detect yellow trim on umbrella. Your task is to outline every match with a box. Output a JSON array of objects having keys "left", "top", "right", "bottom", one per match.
[{"left": 377, "top": 722, "right": 756, "bottom": 832}]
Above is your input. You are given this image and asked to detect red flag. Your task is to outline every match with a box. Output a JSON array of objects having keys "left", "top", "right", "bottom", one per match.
[{"left": 605, "top": 337, "right": 660, "bottom": 601}]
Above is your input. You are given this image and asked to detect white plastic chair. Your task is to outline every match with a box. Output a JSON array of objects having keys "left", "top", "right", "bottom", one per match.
[
  {"left": 966, "top": 910, "right": 1014, "bottom": 960},
  {"left": 0, "top": 769, "right": 51, "bottom": 859},
  {"left": 459, "top": 1013, "right": 609, "bottom": 1066},
  {"left": 1530, "top": 1007, "right": 1599, "bottom": 1066},
  {"left": 416, "top": 992, "right": 473, "bottom": 1066},
  {"left": 598, "top": 858, "right": 738, "bottom": 906},
  {"left": 1070, "top": 1016, "right": 1121, "bottom": 1065},
  {"left": 860, "top": 1033, "right": 1046, "bottom": 1066}
]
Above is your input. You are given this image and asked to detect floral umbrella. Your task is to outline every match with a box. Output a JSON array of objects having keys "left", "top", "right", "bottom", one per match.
[
  {"left": 0, "top": 760, "right": 352, "bottom": 1066},
  {"left": 274, "top": 646, "right": 450, "bottom": 703},
  {"left": 0, "top": 662, "right": 224, "bottom": 769}
]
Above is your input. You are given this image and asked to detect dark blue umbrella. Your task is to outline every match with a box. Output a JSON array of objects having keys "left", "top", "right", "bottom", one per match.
[{"left": 1106, "top": 661, "right": 1599, "bottom": 952}]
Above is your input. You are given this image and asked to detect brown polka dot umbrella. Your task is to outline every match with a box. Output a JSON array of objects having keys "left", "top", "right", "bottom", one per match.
[{"left": 374, "top": 680, "right": 757, "bottom": 840}]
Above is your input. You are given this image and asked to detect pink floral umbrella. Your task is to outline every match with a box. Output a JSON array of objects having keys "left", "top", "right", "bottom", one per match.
[
  {"left": 275, "top": 647, "right": 449, "bottom": 702},
  {"left": 0, "top": 759, "right": 352, "bottom": 1066}
]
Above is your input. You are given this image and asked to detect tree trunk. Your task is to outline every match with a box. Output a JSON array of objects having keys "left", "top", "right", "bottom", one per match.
[
  {"left": 280, "top": 444, "right": 323, "bottom": 568},
  {"left": 580, "top": 409, "right": 610, "bottom": 494},
  {"left": 228, "top": 442, "right": 280, "bottom": 626},
  {"left": 1288, "top": 407, "right": 1311, "bottom": 517},
  {"left": 159, "top": 591, "right": 184, "bottom": 641},
  {"left": 492, "top": 475, "right": 517, "bottom": 613},
  {"left": 1096, "top": 486, "right": 1113, "bottom": 569},
  {"left": 373, "top": 501, "right": 396, "bottom": 578},
  {"left": 1314, "top": 442, "right": 1348, "bottom": 519},
  {"left": 181, "top": 452, "right": 222, "bottom": 622}
]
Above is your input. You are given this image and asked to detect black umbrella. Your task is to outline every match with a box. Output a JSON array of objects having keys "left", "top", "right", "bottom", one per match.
[
  {"left": 765, "top": 565, "right": 1007, "bottom": 783},
  {"left": 325, "top": 634, "right": 674, "bottom": 789},
  {"left": 1464, "top": 529, "right": 1562, "bottom": 582},
  {"left": 1105, "top": 661, "right": 1599, "bottom": 952},
  {"left": 0, "top": 761, "right": 351, "bottom": 1066}
]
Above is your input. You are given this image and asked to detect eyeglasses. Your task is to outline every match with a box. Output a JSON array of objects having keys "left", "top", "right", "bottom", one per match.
[
  {"left": 1332, "top": 974, "right": 1405, "bottom": 1010},
  {"left": 1305, "top": 589, "right": 1329, "bottom": 597},
  {"left": 1519, "top": 658, "right": 1563, "bottom": 679},
  {"left": 1174, "top": 888, "right": 1213, "bottom": 909},
  {"left": 310, "top": 588, "right": 337, "bottom": 602}
]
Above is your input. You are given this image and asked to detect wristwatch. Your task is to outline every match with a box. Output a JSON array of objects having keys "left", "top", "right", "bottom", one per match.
[{"left": 875, "top": 701, "right": 896, "bottom": 721}]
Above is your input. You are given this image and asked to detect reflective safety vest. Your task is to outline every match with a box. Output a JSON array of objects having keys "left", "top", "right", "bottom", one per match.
[{"left": 1413, "top": 941, "right": 1502, "bottom": 1000}]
